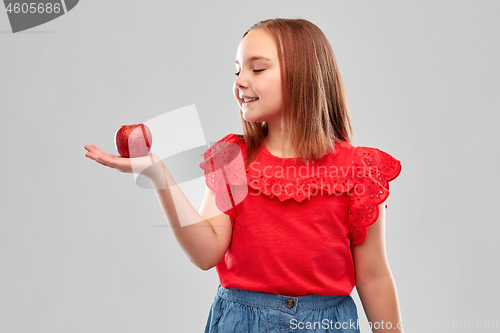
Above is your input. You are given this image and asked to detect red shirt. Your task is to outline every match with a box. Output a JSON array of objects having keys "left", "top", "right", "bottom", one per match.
[{"left": 199, "top": 133, "right": 402, "bottom": 296}]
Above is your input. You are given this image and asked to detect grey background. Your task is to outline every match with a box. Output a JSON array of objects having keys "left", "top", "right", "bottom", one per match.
[{"left": 1, "top": 1, "right": 499, "bottom": 332}]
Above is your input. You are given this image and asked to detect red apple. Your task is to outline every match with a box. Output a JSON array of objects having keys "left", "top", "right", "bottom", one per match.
[{"left": 114, "top": 124, "right": 153, "bottom": 158}]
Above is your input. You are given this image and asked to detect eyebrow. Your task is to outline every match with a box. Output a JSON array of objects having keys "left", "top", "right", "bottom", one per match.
[{"left": 235, "top": 56, "right": 272, "bottom": 64}]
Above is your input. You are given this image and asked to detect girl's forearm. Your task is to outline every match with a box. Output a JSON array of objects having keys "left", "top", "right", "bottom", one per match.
[
  {"left": 356, "top": 273, "right": 404, "bottom": 333},
  {"left": 148, "top": 162, "right": 224, "bottom": 271}
]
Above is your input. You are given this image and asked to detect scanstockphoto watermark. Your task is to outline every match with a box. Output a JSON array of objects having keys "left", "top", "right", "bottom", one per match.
[
  {"left": 290, "top": 318, "right": 403, "bottom": 330},
  {"left": 3, "top": 0, "right": 80, "bottom": 33},
  {"left": 248, "top": 177, "right": 364, "bottom": 199},
  {"left": 248, "top": 161, "right": 379, "bottom": 180},
  {"left": 247, "top": 162, "right": 380, "bottom": 199},
  {"left": 413, "top": 318, "right": 498, "bottom": 330}
]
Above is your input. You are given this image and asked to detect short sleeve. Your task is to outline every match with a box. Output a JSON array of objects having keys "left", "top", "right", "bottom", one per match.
[
  {"left": 348, "top": 146, "right": 402, "bottom": 249},
  {"left": 198, "top": 133, "right": 247, "bottom": 228}
]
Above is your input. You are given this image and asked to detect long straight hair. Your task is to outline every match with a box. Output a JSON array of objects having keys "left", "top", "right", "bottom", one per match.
[{"left": 236, "top": 18, "right": 355, "bottom": 167}]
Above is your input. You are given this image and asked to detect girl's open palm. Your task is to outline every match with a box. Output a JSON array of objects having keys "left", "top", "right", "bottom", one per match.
[{"left": 83, "top": 144, "right": 161, "bottom": 178}]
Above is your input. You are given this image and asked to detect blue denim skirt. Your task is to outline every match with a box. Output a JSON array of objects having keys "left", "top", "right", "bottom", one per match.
[{"left": 204, "top": 285, "right": 360, "bottom": 333}]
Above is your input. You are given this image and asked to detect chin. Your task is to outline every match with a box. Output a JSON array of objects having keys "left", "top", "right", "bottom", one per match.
[{"left": 241, "top": 111, "right": 263, "bottom": 123}]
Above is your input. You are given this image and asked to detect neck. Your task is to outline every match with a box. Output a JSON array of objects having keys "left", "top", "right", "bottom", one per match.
[{"left": 264, "top": 121, "right": 297, "bottom": 158}]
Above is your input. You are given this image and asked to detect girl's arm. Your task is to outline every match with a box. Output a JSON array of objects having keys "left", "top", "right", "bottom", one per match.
[
  {"left": 149, "top": 162, "right": 233, "bottom": 271},
  {"left": 353, "top": 203, "right": 404, "bottom": 333}
]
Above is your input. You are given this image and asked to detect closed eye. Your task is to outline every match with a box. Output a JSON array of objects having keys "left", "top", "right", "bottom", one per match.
[{"left": 234, "top": 69, "right": 265, "bottom": 77}]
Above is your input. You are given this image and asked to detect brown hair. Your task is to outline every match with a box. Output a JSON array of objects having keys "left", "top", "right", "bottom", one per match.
[{"left": 235, "top": 18, "right": 355, "bottom": 167}]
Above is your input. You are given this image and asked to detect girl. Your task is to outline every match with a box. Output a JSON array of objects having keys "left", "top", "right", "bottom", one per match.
[{"left": 84, "top": 18, "right": 403, "bottom": 333}]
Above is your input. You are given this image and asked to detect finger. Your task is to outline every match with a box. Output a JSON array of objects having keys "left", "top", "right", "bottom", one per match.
[
  {"left": 98, "top": 155, "right": 118, "bottom": 168},
  {"left": 83, "top": 145, "right": 107, "bottom": 160},
  {"left": 86, "top": 144, "right": 108, "bottom": 155},
  {"left": 97, "top": 158, "right": 110, "bottom": 167},
  {"left": 83, "top": 146, "right": 101, "bottom": 158},
  {"left": 85, "top": 152, "right": 108, "bottom": 166},
  {"left": 84, "top": 151, "right": 95, "bottom": 160}
]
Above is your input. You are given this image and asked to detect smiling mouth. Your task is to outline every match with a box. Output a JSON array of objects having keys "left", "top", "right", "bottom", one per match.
[{"left": 242, "top": 98, "right": 259, "bottom": 106}]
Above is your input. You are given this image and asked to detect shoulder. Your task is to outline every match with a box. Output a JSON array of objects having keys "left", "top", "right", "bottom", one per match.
[
  {"left": 322, "top": 139, "right": 355, "bottom": 163},
  {"left": 208, "top": 133, "right": 246, "bottom": 156},
  {"left": 333, "top": 140, "right": 401, "bottom": 169},
  {"left": 216, "top": 133, "right": 245, "bottom": 145},
  {"left": 199, "top": 133, "right": 246, "bottom": 171},
  {"left": 204, "top": 133, "right": 245, "bottom": 154},
  {"left": 350, "top": 144, "right": 402, "bottom": 183}
]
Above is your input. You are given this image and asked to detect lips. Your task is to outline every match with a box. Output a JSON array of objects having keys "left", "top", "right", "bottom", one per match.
[
  {"left": 242, "top": 98, "right": 258, "bottom": 106},
  {"left": 241, "top": 95, "right": 259, "bottom": 105}
]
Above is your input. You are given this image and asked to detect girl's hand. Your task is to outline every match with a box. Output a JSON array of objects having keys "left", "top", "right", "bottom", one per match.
[{"left": 83, "top": 144, "right": 162, "bottom": 179}]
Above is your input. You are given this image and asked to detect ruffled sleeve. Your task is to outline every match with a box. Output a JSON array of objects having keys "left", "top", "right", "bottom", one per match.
[
  {"left": 198, "top": 133, "right": 247, "bottom": 228},
  {"left": 348, "top": 146, "right": 402, "bottom": 250}
]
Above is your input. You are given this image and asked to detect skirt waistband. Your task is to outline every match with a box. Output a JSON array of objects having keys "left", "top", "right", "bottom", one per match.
[{"left": 216, "top": 285, "right": 349, "bottom": 314}]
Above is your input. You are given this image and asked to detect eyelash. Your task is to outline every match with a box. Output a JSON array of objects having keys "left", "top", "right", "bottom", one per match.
[{"left": 234, "top": 69, "right": 264, "bottom": 77}]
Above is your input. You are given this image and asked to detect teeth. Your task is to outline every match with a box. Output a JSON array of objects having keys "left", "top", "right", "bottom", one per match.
[{"left": 243, "top": 97, "right": 258, "bottom": 103}]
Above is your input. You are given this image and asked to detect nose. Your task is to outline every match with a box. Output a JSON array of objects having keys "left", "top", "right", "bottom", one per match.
[{"left": 234, "top": 72, "right": 248, "bottom": 90}]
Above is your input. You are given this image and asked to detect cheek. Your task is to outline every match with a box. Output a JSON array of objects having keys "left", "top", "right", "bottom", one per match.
[
  {"left": 270, "top": 78, "right": 282, "bottom": 104},
  {"left": 264, "top": 72, "right": 281, "bottom": 96}
]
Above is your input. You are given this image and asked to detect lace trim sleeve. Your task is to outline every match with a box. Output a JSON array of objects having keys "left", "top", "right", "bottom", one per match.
[
  {"left": 198, "top": 134, "right": 247, "bottom": 228},
  {"left": 347, "top": 146, "right": 402, "bottom": 248}
]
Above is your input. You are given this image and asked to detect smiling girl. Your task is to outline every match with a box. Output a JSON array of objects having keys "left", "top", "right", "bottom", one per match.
[{"left": 85, "top": 18, "right": 403, "bottom": 333}]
